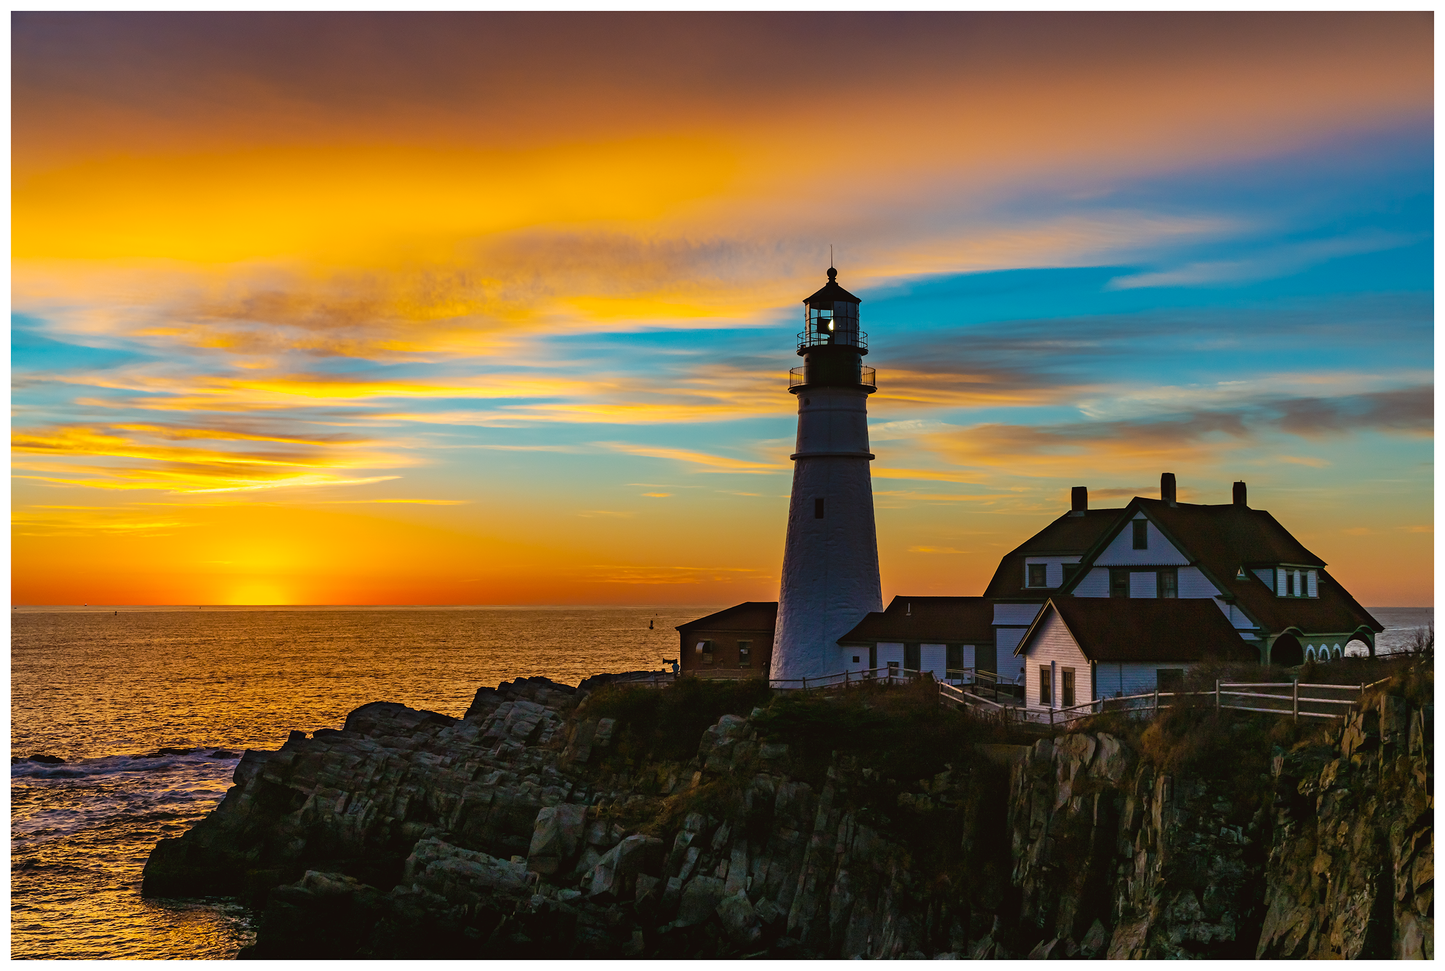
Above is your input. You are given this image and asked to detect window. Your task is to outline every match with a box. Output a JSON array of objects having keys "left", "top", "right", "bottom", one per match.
[
  {"left": 1061, "top": 668, "right": 1076, "bottom": 708},
  {"left": 852, "top": 655, "right": 860, "bottom": 664},
  {"left": 1038, "top": 665, "right": 1052, "bottom": 706},
  {"left": 814, "top": 497, "right": 825, "bottom": 519},
  {"left": 904, "top": 643, "right": 921, "bottom": 671},
  {"left": 1132, "top": 520, "right": 1148, "bottom": 549},
  {"left": 737, "top": 640, "right": 751, "bottom": 667},
  {"left": 1157, "top": 669, "right": 1184, "bottom": 691},
  {"left": 887, "top": 660, "right": 900, "bottom": 673},
  {"left": 1062, "top": 563, "right": 1080, "bottom": 584},
  {"left": 1110, "top": 569, "right": 1130, "bottom": 599},
  {"left": 1158, "top": 568, "right": 1178, "bottom": 599},
  {"left": 699, "top": 640, "right": 714, "bottom": 664},
  {"left": 1028, "top": 563, "right": 1048, "bottom": 587},
  {"left": 946, "top": 644, "right": 965, "bottom": 670}
]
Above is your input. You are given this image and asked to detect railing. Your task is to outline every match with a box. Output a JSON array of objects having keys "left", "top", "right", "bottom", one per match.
[
  {"left": 606, "top": 671, "right": 677, "bottom": 689},
  {"left": 770, "top": 666, "right": 920, "bottom": 692},
  {"left": 789, "top": 365, "right": 876, "bottom": 389},
  {"left": 988, "top": 677, "right": 1397, "bottom": 729},
  {"left": 796, "top": 328, "right": 868, "bottom": 352}
]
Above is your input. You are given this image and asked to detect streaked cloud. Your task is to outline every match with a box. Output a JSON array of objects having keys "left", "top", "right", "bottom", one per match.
[
  {"left": 596, "top": 442, "right": 783, "bottom": 474},
  {"left": 1107, "top": 230, "right": 1419, "bottom": 290}
]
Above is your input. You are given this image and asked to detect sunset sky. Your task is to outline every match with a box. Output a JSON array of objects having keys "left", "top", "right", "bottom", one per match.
[{"left": 12, "top": 12, "right": 1434, "bottom": 607}]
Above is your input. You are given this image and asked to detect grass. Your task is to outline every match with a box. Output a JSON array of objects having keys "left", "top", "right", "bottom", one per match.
[{"left": 576, "top": 676, "right": 772, "bottom": 766}]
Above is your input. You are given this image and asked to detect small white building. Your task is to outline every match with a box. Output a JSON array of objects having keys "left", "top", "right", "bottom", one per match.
[
  {"left": 1015, "top": 597, "right": 1256, "bottom": 712},
  {"left": 836, "top": 596, "right": 995, "bottom": 683}
]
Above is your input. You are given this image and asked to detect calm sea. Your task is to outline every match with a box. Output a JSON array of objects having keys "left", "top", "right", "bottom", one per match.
[
  {"left": 10, "top": 604, "right": 1432, "bottom": 959},
  {"left": 10, "top": 605, "right": 715, "bottom": 960}
]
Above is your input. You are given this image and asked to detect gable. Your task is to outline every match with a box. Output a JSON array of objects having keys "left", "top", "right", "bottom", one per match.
[
  {"left": 1092, "top": 512, "right": 1190, "bottom": 567},
  {"left": 1017, "top": 598, "right": 1257, "bottom": 663}
]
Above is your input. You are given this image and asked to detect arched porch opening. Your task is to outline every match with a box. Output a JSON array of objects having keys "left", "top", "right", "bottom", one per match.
[{"left": 1270, "top": 631, "right": 1304, "bottom": 667}]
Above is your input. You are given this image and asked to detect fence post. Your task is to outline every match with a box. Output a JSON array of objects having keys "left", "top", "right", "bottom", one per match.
[
  {"left": 1292, "top": 679, "right": 1299, "bottom": 723},
  {"left": 1153, "top": 688, "right": 1159, "bottom": 718},
  {"left": 1215, "top": 679, "right": 1220, "bottom": 711},
  {"left": 802, "top": 676, "right": 807, "bottom": 692}
]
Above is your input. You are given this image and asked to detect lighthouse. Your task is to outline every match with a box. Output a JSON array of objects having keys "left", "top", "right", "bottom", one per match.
[{"left": 770, "top": 266, "right": 883, "bottom": 684}]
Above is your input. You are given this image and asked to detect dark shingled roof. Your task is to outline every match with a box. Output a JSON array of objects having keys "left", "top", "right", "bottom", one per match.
[
  {"left": 803, "top": 276, "right": 861, "bottom": 308},
  {"left": 1087, "top": 498, "right": 1383, "bottom": 637},
  {"left": 676, "top": 602, "right": 778, "bottom": 633},
  {"left": 982, "top": 508, "right": 1127, "bottom": 600},
  {"left": 1017, "top": 598, "right": 1258, "bottom": 663},
  {"left": 837, "top": 596, "right": 994, "bottom": 645}
]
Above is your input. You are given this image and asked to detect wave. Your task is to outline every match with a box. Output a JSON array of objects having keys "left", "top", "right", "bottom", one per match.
[{"left": 11, "top": 750, "right": 242, "bottom": 783}]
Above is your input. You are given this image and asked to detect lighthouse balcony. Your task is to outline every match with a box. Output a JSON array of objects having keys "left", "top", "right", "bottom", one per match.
[
  {"left": 790, "top": 365, "right": 876, "bottom": 391},
  {"left": 797, "top": 327, "right": 868, "bottom": 353}
]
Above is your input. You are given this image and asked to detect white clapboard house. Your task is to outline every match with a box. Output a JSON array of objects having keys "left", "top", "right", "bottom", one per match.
[
  {"left": 1011, "top": 474, "right": 1383, "bottom": 709},
  {"left": 1016, "top": 597, "right": 1257, "bottom": 713}
]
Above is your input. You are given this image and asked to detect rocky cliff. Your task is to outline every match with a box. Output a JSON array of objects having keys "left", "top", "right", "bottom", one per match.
[{"left": 142, "top": 672, "right": 1432, "bottom": 959}]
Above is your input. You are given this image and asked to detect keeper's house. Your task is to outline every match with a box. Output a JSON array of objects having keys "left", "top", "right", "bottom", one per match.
[
  {"left": 1016, "top": 597, "right": 1257, "bottom": 713},
  {"left": 677, "top": 602, "right": 777, "bottom": 679},
  {"left": 1039, "top": 475, "right": 1383, "bottom": 667}
]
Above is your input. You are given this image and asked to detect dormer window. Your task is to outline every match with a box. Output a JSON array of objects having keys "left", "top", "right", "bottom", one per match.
[
  {"left": 1274, "top": 567, "right": 1318, "bottom": 598},
  {"left": 1028, "top": 563, "right": 1048, "bottom": 587}
]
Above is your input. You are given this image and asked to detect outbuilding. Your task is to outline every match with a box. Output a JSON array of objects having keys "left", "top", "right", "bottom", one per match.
[
  {"left": 836, "top": 596, "right": 995, "bottom": 683},
  {"left": 676, "top": 602, "right": 777, "bottom": 679}
]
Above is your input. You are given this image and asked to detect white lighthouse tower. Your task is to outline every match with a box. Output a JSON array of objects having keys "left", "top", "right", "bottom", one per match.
[{"left": 770, "top": 266, "right": 883, "bottom": 684}]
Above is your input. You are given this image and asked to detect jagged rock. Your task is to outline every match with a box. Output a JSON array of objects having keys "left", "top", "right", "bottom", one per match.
[
  {"left": 527, "top": 803, "right": 587, "bottom": 876},
  {"left": 718, "top": 890, "right": 762, "bottom": 944},
  {"left": 404, "top": 838, "right": 532, "bottom": 897},
  {"left": 676, "top": 875, "right": 727, "bottom": 927},
  {"left": 584, "top": 834, "right": 663, "bottom": 900}
]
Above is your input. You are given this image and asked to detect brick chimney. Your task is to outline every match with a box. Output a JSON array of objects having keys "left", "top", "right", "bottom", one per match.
[
  {"left": 1161, "top": 472, "right": 1177, "bottom": 506},
  {"left": 1233, "top": 481, "right": 1247, "bottom": 507},
  {"left": 1070, "top": 486, "right": 1088, "bottom": 516}
]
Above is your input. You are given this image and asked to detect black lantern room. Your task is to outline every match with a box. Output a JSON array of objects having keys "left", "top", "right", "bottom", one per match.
[{"left": 790, "top": 267, "right": 876, "bottom": 393}]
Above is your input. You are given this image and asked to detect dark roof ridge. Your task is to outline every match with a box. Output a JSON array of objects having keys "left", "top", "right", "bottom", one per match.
[{"left": 676, "top": 601, "right": 778, "bottom": 632}]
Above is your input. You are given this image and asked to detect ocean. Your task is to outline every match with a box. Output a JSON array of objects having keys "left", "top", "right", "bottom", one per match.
[{"left": 10, "top": 604, "right": 1433, "bottom": 959}]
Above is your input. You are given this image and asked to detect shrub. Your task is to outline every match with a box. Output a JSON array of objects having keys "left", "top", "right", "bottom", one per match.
[{"left": 578, "top": 676, "right": 772, "bottom": 765}]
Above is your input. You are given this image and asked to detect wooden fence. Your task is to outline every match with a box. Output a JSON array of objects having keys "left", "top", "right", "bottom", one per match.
[
  {"left": 611, "top": 669, "right": 1393, "bottom": 734},
  {"left": 940, "top": 677, "right": 1393, "bottom": 729},
  {"left": 769, "top": 666, "right": 921, "bottom": 692}
]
